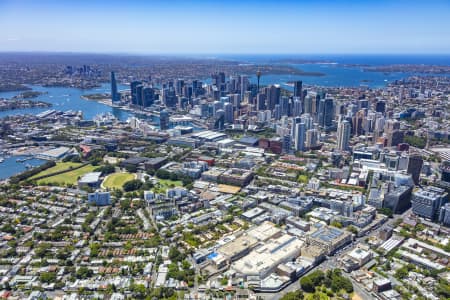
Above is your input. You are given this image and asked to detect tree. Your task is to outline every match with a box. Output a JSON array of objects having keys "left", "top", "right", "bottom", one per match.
[
  {"left": 378, "top": 207, "right": 393, "bottom": 218},
  {"left": 35, "top": 243, "right": 51, "bottom": 258},
  {"left": 331, "top": 220, "right": 343, "bottom": 228},
  {"left": 123, "top": 179, "right": 143, "bottom": 192},
  {"left": 395, "top": 266, "right": 409, "bottom": 279},
  {"left": 39, "top": 272, "right": 56, "bottom": 283},
  {"left": 280, "top": 290, "right": 304, "bottom": 300},
  {"left": 299, "top": 276, "right": 315, "bottom": 293},
  {"left": 76, "top": 266, "right": 93, "bottom": 279}
]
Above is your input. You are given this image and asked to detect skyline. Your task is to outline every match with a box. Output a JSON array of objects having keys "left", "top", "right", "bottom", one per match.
[{"left": 1, "top": 0, "right": 450, "bottom": 54}]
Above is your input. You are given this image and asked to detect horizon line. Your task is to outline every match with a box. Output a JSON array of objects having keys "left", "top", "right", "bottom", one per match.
[{"left": 1, "top": 51, "right": 450, "bottom": 56}]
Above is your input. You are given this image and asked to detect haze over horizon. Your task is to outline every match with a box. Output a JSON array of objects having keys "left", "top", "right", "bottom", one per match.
[{"left": 1, "top": 0, "right": 450, "bottom": 55}]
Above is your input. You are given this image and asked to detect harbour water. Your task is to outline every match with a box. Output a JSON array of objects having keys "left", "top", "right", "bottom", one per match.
[
  {"left": 0, "top": 155, "right": 47, "bottom": 180},
  {"left": 0, "top": 83, "right": 132, "bottom": 120}
]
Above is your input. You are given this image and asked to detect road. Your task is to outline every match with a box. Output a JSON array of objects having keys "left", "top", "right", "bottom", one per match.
[{"left": 137, "top": 208, "right": 151, "bottom": 230}]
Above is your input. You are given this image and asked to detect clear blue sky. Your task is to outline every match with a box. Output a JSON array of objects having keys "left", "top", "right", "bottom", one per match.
[{"left": 1, "top": 0, "right": 449, "bottom": 54}]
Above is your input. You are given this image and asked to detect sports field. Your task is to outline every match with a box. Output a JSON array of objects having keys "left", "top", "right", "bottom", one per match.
[
  {"left": 30, "top": 162, "right": 82, "bottom": 179},
  {"left": 36, "top": 164, "right": 96, "bottom": 186},
  {"left": 103, "top": 172, "right": 135, "bottom": 189}
]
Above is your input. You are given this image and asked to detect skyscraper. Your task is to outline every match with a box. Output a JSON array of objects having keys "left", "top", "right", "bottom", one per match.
[
  {"left": 256, "top": 93, "right": 266, "bottom": 111},
  {"left": 130, "top": 81, "right": 142, "bottom": 106},
  {"left": 256, "top": 69, "right": 262, "bottom": 92},
  {"left": 280, "top": 96, "right": 289, "bottom": 117},
  {"left": 306, "top": 129, "right": 319, "bottom": 149},
  {"left": 318, "top": 98, "right": 334, "bottom": 128},
  {"left": 407, "top": 154, "right": 423, "bottom": 185},
  {"left": 337, "top": 120, "right": 351, "bottom": 151},
  {"left": 294, "top": 80, "right": 303, "bottom": 99},
  {"left": 224, "top": 102, "right": 233, "bottom": 124},
  {"left": 240, "top": 75, "right": 249, "bottom": 100},
  {"left": 110, "top": 72, "right": 120, "bottom": 102},
  {"left": 265, "top": 85, "right": 280, "bottom": 111},
  {"left": 303, "top": 95, "right": 313, "bottom": 114},
  {"left": 160, "top": 109, "right": 170, "bottom": 130},
  {"left": 142, "top": 87, "right": 155, "bottom": 108},
  {"left": 293, "top": 97, "right": 302, "bottom": 117},
  {"left": 295, "top": 122, "right": 306, "bottom": 152}
]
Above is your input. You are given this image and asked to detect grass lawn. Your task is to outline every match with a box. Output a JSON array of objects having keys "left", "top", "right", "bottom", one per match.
[
  {"left": 37, "top": 164, "right": 96, "bottom": 186},
  {"left": 30, "top": 162, "right": 82, "bottom": 179},
  {"left": 152, "top": 179, "right": 183, "bottom": 193},
  {"left": 103, "top": 172, "right": 135, "bottom": 189}
]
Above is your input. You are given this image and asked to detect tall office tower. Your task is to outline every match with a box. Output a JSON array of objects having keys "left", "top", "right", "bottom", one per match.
[
  {"left": 303, "top": 95, "right": 313, "bottom": 114},
  {"left": 280, "top": 96, "right": 289, "bottom": 117},
  {"left": 212, "top": 101, "right": 223, "bottom": 116},
  {"left": 240, "top": 75, "right": 249, "bottom": 100},
  {"left": 130, "top": 81, "right": 142, "bottom": 105},
  {"left": 373, "top": 115, "right": 385, "bottom": 140},
  {"left": 306, "top": 129, "right": 319, "bottom": 149},
  {"left": 218, "top": 72, "right": 226, "bottom": 86},
  {"left": 295, "top": 122, "right": 306, "bottom": 152},
  {"left": 175, "top": 79, "right": 184, "bottom": 95},
  {"left": 182, "top": 85, "right": 192, "bottom": 99},
  {"left": 224, "top": 102, "right": 234, "bottom": 124},
  {"left": 256, "top": 70, "right": 262, "bottom": 92},
  {"left": 163, "top": 87, "right": 177, "bottom": 108},
  {"left": 265, "top": 85, "right": 280, "bottom": 111},
  {"left": 192, "top": 80, "right": 199, "bottom": 92},
  {"left": 301, "top": 114, "right": 313, "bottom": 130},
  {"left": 135, "top": 84, "right": 144, "bottom": 108},
  {"left": 215, "top": 110, "right": 225, "bottom": 130},
  {"left": 178, "top": 97, "right": 189, "bottom": 109},
  {"left": 142, "top": 87, "right": 155, "bottom": 108},
  {"left": 313, "top": 92, "right": 322, "bottom": 115},
  {"left": 385, "top": 119, "right": 403, "bottom": 147},
  {"left": 110, "top": 72, "right": 120, "bottom": 102},
  {"left": 256, "top": 93, "right": 266, "bottom": 111},
  {"left": 318, "top": 98, "right": 334, "bottom": 128},
  {"left": 274, "top": 104, "right": 281, "bottom": 120},
  {"left": 160, "top": 110, "right": 170, "bottom": 130},
  {"left": 290, "top": 116, "right": 301, "bottom": 142},
  {"left": 376, "top": 100, "right": 386, "bottom": 113},
  {"left": 293, "top": 80, "right": 303, "bottom": 99},
  {"left": 407, "top": 154, "right": 423, "bottom": 185},
  {"left": 337, "top": 120, "right": 351, "bottom": 151},
  {"left": 411, "top": 186, "right": 448, "bottom": 221},
  {"left": 293, "top": 97, "right": 302, "bottom": 117},
  {"left": 244, "top": 91, "right": 253, "bottom": 104},
  {"left": 352, "top": 110, "right": 366, "bottom": 136},
  {"left": 282, "top": 134, "right": 291, "bottom": 153}
]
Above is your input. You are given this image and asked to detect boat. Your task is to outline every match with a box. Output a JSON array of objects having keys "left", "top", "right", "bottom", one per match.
[{"left": 0, "top": 158, "right": 4, "bottom": 163}]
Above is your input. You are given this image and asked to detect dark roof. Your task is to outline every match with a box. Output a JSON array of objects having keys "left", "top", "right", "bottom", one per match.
[
  {"left": 121, "top": 157, "right": 150, "bottom": 165},
  {"left": 238, "top": 136, "right": 259, "bottom": 145}
]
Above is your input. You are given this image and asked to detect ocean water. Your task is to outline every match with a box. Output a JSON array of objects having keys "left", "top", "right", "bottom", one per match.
[
  {"left": 218, "top": 54, "right": 450, "bottom": 65},
  {"left": 251, "top": 63, "right": 417, "bottom": 88}
]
